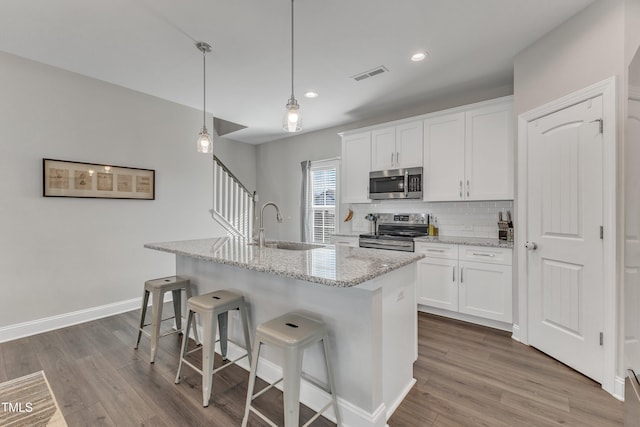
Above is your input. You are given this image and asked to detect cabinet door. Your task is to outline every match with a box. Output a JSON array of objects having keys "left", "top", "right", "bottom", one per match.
[
  {"left": 465, "top": 101, "right": 514, "bottom": 200},
  {"left": 341, "top": 132, "right": 371, "bottom": 203},
  {"left": 417, "top": 257, "right": 458, "bottom": 311},
  {"left": 371, "top": 127, "right": 396, "bottom": 170},
  {"left": 458, "top": 260, "right": 512, "bottom": 323},
  {"left": 395, "top": 121, "right": 423, "bottom": 168},
  {"left": 423, "top": 113, "right": 465, "bottom": 201}
]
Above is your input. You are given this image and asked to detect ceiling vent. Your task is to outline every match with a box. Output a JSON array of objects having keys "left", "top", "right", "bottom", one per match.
[{"left": 351, "top": 66, "right": 389, "bottom": 82}]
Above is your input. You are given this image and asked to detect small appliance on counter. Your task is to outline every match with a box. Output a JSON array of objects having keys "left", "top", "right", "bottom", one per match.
[
  {"left": 359, "top": 213, "right": 429, "bottom": 252},
  {"left": 498, "top": 210, "right": 514, "bottom": 241}
]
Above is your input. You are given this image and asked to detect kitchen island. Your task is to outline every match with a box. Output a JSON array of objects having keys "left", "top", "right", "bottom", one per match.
[{"left": 145, "top": 237, "right": 423, "bottom": 427}]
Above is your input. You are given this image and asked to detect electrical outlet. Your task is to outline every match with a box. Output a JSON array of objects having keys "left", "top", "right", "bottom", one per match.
[{"left": 463, "top": 225, "right": 473, "bottom": 231}]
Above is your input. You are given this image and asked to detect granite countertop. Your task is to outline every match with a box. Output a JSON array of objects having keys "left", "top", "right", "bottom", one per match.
[
  {"left": 414, "top": 235, "right": 514, "bottom": 249},
  {"left": 145, "top": 237, "right": 424, "bottom": 288}
]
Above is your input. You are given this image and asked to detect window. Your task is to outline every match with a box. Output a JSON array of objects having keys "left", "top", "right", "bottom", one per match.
[{"left": 308, "top": 159, "right": 339, "bottom": 243}]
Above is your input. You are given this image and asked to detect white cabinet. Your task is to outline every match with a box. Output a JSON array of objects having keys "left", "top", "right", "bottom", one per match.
[
  {"left": 371, "top": 121, "right": 423, "bottom": 171},
  {"left": 416, "top": 242, "right": 513, "bottom": 324},
  {"left": 423, "top": 112, "right": 465, "bottom": 200},
  {"left": 464, "top": 102, "right": 514, "bottom": 200},
  {"left": 329, "top": 235, "right": 359, "bottom": 247},
  {"left": 458, "top": 246, "right": 512, "bottom": 323},
  {"left": 341, "top": 132, "right": 371, "bottom": 203},
  {"left": 423, "top": 98, "right": 513, "bottom": 201},
  {"left": 416, "top": 243, "right": 459, "bottom": 311}
]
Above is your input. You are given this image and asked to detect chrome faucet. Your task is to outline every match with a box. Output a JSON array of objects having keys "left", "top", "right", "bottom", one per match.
[{"left": 258, "top": 202, "right": 283, "bottom": 247}]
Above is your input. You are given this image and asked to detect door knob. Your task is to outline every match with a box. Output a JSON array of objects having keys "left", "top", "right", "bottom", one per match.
[{"left": 524, "top": 241, "right": 538, "bottom": 250}]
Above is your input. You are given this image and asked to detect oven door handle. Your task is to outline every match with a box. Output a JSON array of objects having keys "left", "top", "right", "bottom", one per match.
[{"left": 360, "top": 238, "right": 410, "bottom": 247}]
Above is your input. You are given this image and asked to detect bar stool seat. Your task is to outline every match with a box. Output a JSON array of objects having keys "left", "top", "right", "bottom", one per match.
[
  {"left": 242, "top": 312, "right": 341, "bottom": 427},
  {"left": 175, "top": 290, "right": 252, "bottom": 407},
  {"left": 135, "top": 276, "right": 198, "bottom": 363}
]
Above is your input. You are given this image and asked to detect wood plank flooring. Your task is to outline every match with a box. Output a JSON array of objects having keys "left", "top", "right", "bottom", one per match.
[{"left": 0, "top": 309, "right": 623, "bottom": 426}]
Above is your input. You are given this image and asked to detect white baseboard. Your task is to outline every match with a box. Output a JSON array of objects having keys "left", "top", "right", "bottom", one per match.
[
  {"left": 0, "top": 297, "right": 143, "bottom": 343},
  {"left": 385, "top": 378, "right": 416, "bottom": 420},
  {"left": 511, "top": 323, "right": 522, "bottom": 342},
  {"left": 418, "top": 305, "right": 512, "bottom": 332},
  {"left": 614, "top": 375, "right": 625, "bottom": 401},
  {"left": 209, "top": 335, "right": 387, "bottom": 427}
]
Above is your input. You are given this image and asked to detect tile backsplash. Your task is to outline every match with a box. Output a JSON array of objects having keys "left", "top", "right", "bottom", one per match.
[{"left": 342, "top": 200, "right": 514, "bottom": 238}]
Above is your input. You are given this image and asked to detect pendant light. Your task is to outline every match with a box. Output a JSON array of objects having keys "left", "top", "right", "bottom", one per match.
[
  {"left": 282, "top": 0, "right": 302, "bottom": 132},
  {"left": 196, "top": 41, "right": 213, "bottom": 153}
]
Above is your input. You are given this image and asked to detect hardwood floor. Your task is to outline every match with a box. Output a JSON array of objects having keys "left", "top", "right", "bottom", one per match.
[
  {"left": 0, "top": 309, "right": 623, "bottom": 426},
  {"left": 389, "top": 313, "right": 623, "bottom": 427}
]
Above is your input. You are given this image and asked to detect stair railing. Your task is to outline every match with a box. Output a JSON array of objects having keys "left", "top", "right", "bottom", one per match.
[{"left": 211, "top": 155, "right": 256, "bottom": 240}]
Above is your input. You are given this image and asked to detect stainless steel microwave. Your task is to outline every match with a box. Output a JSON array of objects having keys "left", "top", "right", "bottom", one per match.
[{"left": 369, "top": 167, "right": 423, "bottom": 200}]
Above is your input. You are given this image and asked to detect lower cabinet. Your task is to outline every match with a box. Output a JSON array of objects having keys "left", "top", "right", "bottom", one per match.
[{"left": 416, "top": 242, "right": 513, "bottom": 324}]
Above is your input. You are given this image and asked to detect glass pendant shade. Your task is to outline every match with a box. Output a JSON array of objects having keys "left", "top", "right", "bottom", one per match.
[
  {"left": 282, "top": 98, "right": 302, "bottom": 132},
  {"left": 197, "top": 126, "right": 213, "bottom": 153}
]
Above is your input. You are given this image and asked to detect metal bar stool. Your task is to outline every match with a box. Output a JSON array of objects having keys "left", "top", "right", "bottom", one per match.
[
  {"left": 135, "top": 276, "right": 198, "bottom": 363},
  {"left": 242, "top": 312, "right": 341, "bottom": 427},
  {"left": 175, "top": 290, "right": 252, "bottom": 407}
]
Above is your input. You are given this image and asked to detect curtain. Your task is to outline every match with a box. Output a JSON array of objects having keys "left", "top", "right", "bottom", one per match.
[{"left": 300, "top": 160, "right": 311, "bottom": 242}]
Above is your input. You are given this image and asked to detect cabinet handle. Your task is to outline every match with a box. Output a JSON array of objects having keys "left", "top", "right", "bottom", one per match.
[
  {"left": 452, "top": 266, "right": 455, "bottom": 282},
  {"left": 472, "top": 252, "right": 495, "bottom": 257},
  {"left": 391, "top": 152, "right": 394, "bottom": 165},
  {"left": 396, "top": 152, "right": 399, "bottom": 165},
  {"left": 459, "top": 180, "right": 463, "bottom": 198},
  {"left": 426, "top": 248, "right": 445, "bottom": 253},
  {"left": 466, "top": 179, "right": 470, "bottom": 197},
  {"left": 460, "top": 267, "right": 463, "bottom": 283}
]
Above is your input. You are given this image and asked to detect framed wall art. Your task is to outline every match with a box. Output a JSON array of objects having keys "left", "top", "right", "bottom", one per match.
[{"left": 43, "top": 158, "right": 155, "bottom": 200}]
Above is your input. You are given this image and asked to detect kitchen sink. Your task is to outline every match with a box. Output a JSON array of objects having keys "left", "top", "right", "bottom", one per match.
[{"left": 250, "top": 241, "right": 324, "bottom": 250}]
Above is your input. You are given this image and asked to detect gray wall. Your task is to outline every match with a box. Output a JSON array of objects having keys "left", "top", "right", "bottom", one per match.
[
  {"left": 0, "top": 51, "right": 256, "bottom": 329},
  {"left": 513, "top": 0, "right": 629, "bottom": 379},
  {"left": 256, "top": 84, "right": 513, "bottom": 242}
]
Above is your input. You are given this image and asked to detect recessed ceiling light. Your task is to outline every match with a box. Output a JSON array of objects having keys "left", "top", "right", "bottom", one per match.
[
  {"left": 411, "top": 52, "right": 428, "bottom": 62},
  {"left": 304, "top": 91, "right": 319, "bottom": 98}
]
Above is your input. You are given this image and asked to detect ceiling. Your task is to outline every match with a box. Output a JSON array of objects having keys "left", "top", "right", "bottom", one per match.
[{"left": 0, "top": 0, "right": 596, "bottom": 144}]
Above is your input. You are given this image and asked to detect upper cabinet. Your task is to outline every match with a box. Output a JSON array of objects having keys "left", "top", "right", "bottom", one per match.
[
  {"left": 371, "top": 121, "right": 423, "bottom": 171},
  {"left": 340, "top": 96, "right": 514, "bottom": 204},
  {"left": 465, "top": 101, "right": 514, "bottom": 200},
  {"left": 423, "top": 98, "right": 514, "bottom": 201},
  {"left": 341, "top": 131, "right": 371, "bottom": 203},
  {"left": 423, "top": 112, "right": 466, "bottom": 201}
]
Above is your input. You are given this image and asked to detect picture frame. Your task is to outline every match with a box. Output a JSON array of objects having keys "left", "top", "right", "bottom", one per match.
[{"left": 43, "top": 158, "right": 155, "bottom": 200}]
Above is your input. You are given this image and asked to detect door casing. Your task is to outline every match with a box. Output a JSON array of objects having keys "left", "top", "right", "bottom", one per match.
[{"left": 516, "top": 76, "right": 619, "bottom": 398}]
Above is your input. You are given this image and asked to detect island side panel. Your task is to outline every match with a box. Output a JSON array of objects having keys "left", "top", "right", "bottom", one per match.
[{"left": 176, "top": 254, "right": 387, "bottom": 420}]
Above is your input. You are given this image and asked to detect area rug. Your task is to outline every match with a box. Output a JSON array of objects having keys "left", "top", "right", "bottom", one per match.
[{"left": 0, "top": 371, "right": 67, "bottom": 427}]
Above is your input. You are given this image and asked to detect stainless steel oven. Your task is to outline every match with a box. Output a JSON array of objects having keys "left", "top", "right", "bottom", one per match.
[
  {"left": 369, "top": 167, "right": 422, "bottom": 200},
  {"left": 359, "top": 213, "right": 428, "bottom": 252}
]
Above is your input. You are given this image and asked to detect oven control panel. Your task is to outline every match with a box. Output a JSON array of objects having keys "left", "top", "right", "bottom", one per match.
[{"left": 378, "top": 213, "right": 427, "bottom": 225}]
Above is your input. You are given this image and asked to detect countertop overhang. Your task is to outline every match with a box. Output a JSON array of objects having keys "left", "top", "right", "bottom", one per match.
[{"left": 145, "top": 237, "right": 424, "bottom": 288}]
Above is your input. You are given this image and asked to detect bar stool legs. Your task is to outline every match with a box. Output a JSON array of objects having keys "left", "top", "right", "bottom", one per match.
[
  {"left": 135, "top": 276, "right": 198, "bottom": 364},
  {"left": 242, "top": 312, "right": 341, "bottom": 427},
  {"left": 175, "top": 290, "right": 252, "bottom": 408}
]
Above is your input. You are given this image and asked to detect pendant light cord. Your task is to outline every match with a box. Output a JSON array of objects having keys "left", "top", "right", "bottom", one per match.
[
  {"left": 203, "top": 47, "right": 207, "bottom": 128},
  {"left": 290, "top": 0, "right": 295, "bottom": 100}
]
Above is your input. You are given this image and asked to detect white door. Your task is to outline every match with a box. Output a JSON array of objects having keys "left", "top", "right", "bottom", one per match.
[{"left": 527, "top": 96, "right": 604, "bottom": 382}]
